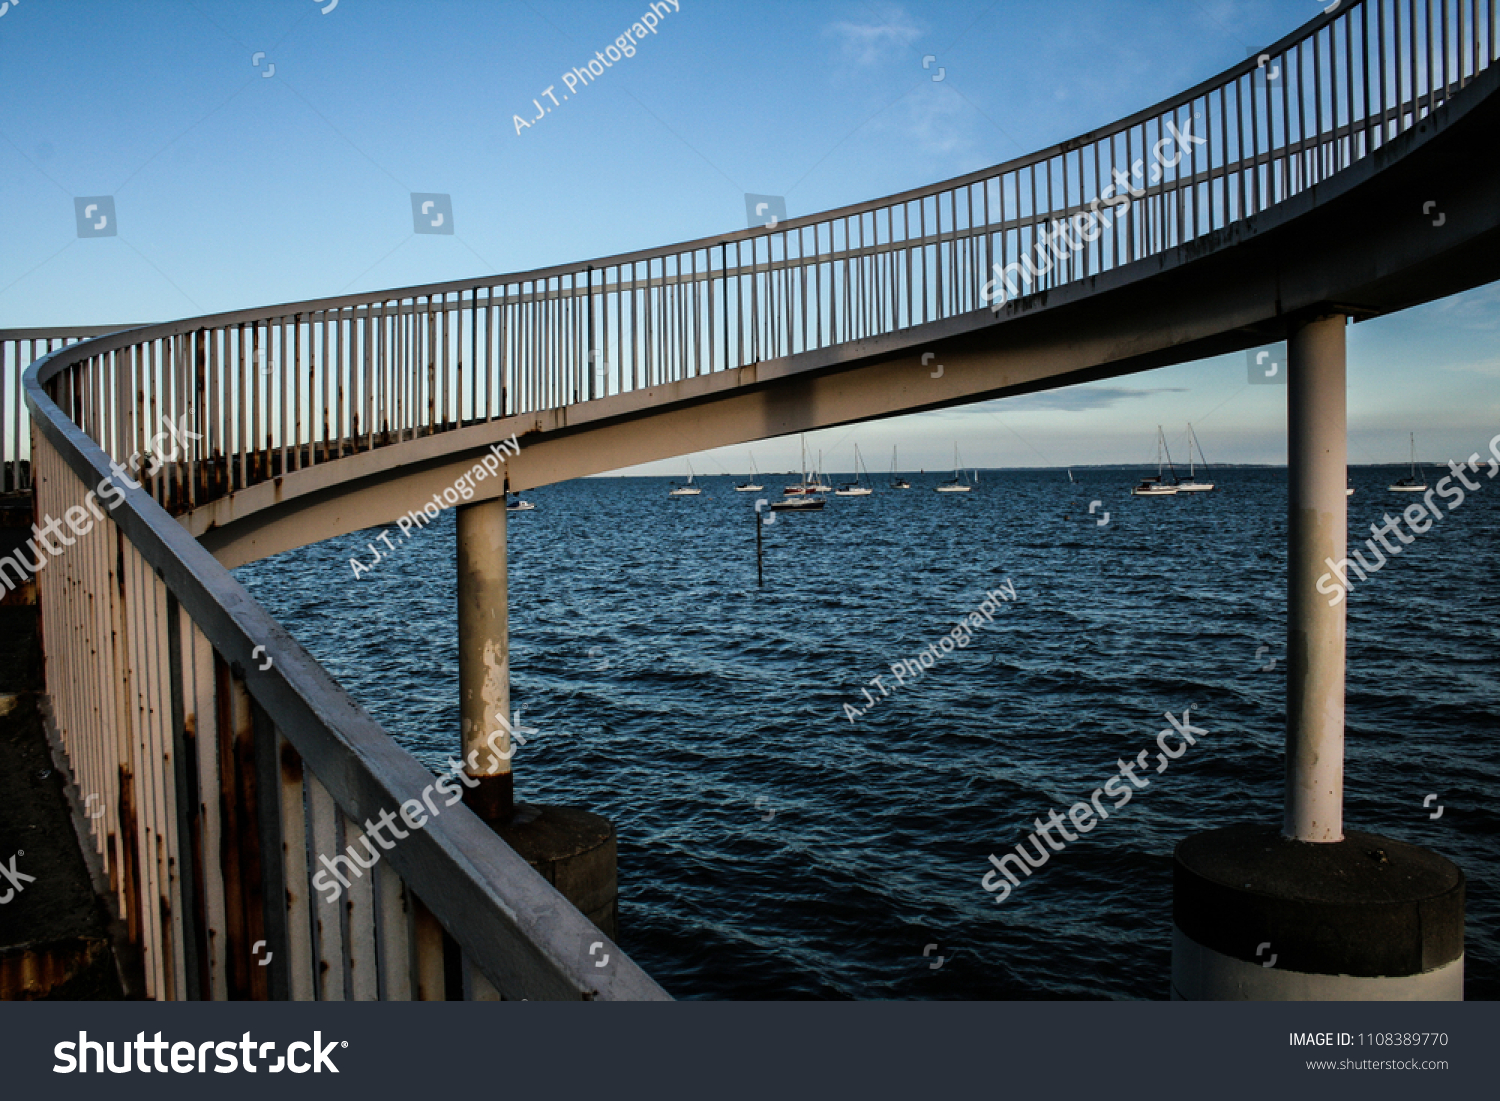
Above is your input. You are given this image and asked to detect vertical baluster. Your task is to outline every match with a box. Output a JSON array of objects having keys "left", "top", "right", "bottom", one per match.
[
  {"left": 375, "top": 863, "right": 414, "bottom": 1001},
  {"left": 1378, "top": 0, "right": 1389, "bottom": 143},
  {"left": 186, "top": 621, "right": 227, "bottom": 997},
  {"left": 306, "top": 774, "right": 347, "bottom": 1000},
  {"left": 273, "top": 735, "right": 315, "bottom": 1001},
  {"left": 107, "top": 529, "right": 143, "bottom": 966},
  {"left": 412, "top": 893, "right": 446, "bottom": 1000},
  {"left": 166, "top": 594, "right": 205, "bottom": 999},
  {"left": 1441, "top": 0, "right": 1451, "bottom": 98},
  {"left": 124, "top": 544, "right": 165, "bottom": 997},
  {"left": 292, "top": 315, "right": 304, "bottom": 469},
  {"left": 216, "top": 659, "right": 271, "bottom": 998},
  {"left": 344, "top": 819, "right": 379, "bottom": 1000},
  {"left": 278, "top": 318, "right": 291, "bottom": 471},
  {"left": 0, "top": 341, "right": 8, "bottom": 491}
]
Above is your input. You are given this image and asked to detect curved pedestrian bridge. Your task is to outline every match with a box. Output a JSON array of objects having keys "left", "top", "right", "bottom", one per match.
[{"left": 12, "top": 0, "right": 1500, "bottom": 999}]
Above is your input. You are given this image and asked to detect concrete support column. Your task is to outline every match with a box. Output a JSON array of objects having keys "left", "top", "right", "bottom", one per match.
[
  {"left": 1169, "top": 313, "right": 1464, "bottom": 1000},
  {"left": 454, "top": 486, "right": 618, "bottom": 939},
  {"left": 1284, "top": 313, "right": 1347, "bottom": 842},
  {"left": 456, "top": 497, "right": 513, "bottom": 821}
]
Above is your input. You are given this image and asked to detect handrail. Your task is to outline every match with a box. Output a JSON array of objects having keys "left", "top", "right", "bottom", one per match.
[
  {"left": 24, "top": 1, "right": 1493, "bottom": 520},
  {"left": 22, "top": 345, "right": 668, "bottom": 1000},
  {"left": 17, "top": 0, "right": 1493, "bottom": 1001},
  {"left": 2, "top": 327, "right": 145, "bottom": 493}
]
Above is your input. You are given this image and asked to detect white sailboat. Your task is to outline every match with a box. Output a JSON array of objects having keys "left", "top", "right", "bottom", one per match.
[
  {"left": 668, "top": 460, "right": 702, "bottom": 496},
  {"left": 835, "top": 444, "right": 875, "bottom": 496},
  {"left": 735, "top": 451, "right": 764, "bottom": 492},
  {"left": 809, "top": 449, "right": 832, "bottom": 493},
  {"left": 936, "top": 444, "right": 973, "bottom": 492},
  {"left": 1176, "top": 423, "right": 1215, "bottom": 492},
  {"left": 1389, "top": 433, "right": 1427, "bottom": 492},
  {"left": 784, "top": 436, "right": 818, "bottom": 496},
  {"left": 782, "top": 436, "right": 828, "bottom": 506},
  {"left": 1132, "top": 426, "right": 1180, "bottom": 496},
  {"left": 891, "top": 446, "right": 911, "bottom": 489}
]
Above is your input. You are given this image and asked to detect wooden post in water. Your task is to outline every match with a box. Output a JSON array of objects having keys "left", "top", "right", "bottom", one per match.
[{"left": 755, "top": 503, "right": 764, "bottom": 588}]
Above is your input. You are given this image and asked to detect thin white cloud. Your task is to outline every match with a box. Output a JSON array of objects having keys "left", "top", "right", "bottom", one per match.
[
  {"left": 869, "top": 85, "right": 974, "bottom": 156},
  {"left": 1432, "top": 283, "right": 1500, "bottom": 331},
  {"left": 824, "top": 4, "right": 923, "bottom": 68}
]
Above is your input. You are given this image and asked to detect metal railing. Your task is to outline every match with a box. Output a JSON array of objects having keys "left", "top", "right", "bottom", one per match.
[
  {"left": 23, "top": 0, "right": 1494, "bottom": 517},
  {"left": 25, "top": 371, "right": 666, "bottom": 1000},
  {"left": 2, "top": 327, "right": 143, "bottom": 493},
  {"left": 17, "top": 0, "right": 1492, "bottom": 1001}
]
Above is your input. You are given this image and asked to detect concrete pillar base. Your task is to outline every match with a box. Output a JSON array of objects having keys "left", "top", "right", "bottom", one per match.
[
  {"left": 1171, "top": 824, "right": 1464, "bottom": 1001},
  {"left": 465, "top": 773, "right": 514, "bottom": 822},
  {"left": 486, "top": 803, "right": 617, "bottom": 939}
]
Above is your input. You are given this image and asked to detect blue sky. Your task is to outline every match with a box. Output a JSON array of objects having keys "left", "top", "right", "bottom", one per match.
[{"left": 2, "top": 0, "right": 1495, "bottom": 476}]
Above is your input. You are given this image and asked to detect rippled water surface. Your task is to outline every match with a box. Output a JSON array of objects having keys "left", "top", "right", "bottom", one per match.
[{"left": 235, "top": 466, "right": 1499, "bottom": 999}]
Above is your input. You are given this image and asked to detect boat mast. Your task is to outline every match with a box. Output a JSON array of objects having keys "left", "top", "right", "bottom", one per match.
[
  {"left": 1189, "top": 422, "right": 1210, "bottom": 476},
  {"left": 1158, "top": 426, "right": 1179, "bottom": 483}
]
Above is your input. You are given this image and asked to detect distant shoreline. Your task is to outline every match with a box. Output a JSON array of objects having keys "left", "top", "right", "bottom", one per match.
[{"left": 594, "top": 463, "right": 1438, "bottom": 477}]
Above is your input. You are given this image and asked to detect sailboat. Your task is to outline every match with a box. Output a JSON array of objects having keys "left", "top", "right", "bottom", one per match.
[
  {"left": 735, "top": 452, "right": 764, "bottom": 492},
  {"left": 890, "top": 446, "right": 911, "bottom": 489},
  {"left": 1389, "top": 433, "right": 1427, "bottom": 492},
  {"left": 1131, "top": 427, "right": 1180, "bottom": 496},
  {"left": 1176, "top": 423, "right": 1215, "bottom": 492},
  {"left": 784, "top": 436, "right": 820, "bottom": 496},
  {"left": 810, "top": 450, "right": 832, "bottom": 493},
  {"left": 936, "top": 444, "right": 973, "bottom": 492},
  {"left": 668, "top": 460, "right": 702, "bottom": 496},
  {"left": 835, "top": 444, "right": 875, "bottom": 496},
  {"left": 771, "top": 495, "right": 824, "bottom": 511},
  {"left": 781, "top": 436, "right": 828, "bottom": 507}
]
